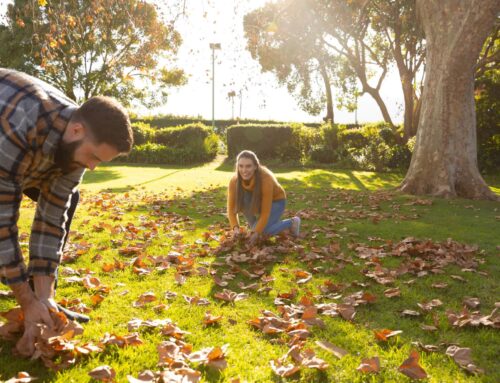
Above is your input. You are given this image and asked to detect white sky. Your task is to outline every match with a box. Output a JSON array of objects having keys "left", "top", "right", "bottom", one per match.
[{"left": 0, "top": 0, "right": 404, "bottom": 123}]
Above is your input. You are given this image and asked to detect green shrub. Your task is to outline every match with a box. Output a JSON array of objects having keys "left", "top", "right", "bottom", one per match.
[
  {"left": 475, "top": 71, "right": 500, "bottom": 174},
  {"left": 131, "top": 122, "right": 156, "bottom": 146},
  {"left": 339, "top": 127, "right": 368, "bottom": 149},
  {"left": 226, "top": 123, "right": 318, "bottom": 162},
  {"left": 120, "top": 123, "right": 219, "bottom": 165},
  {"left": 125, "top": 143, "right": 177, "bottom": 164},
  {"left": 155, "top": 123, "right": 211, "bottom": 147},
  {"left": 310, "top": 145, "right": 338, "bottom": 163}
]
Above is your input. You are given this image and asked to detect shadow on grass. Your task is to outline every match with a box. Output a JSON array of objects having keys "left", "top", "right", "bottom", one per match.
[
  {"left": 81, "top": 169, "right": 122, "bottom": 184},
  {"left": 3, "top": 169, "right": 498, "bottom": 381}
]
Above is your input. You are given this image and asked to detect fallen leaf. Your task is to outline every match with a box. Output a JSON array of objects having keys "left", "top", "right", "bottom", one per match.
[
  {"left": 356, "top": 357, "right": 380, "bottom": 373},
  {"left": 374, "top": 329, "right": 402, "bottom": 341},
  {"left": 315, "top": 340, "right": 348, "bottom": 358},
  {"left": 384, "top": 287, "right": 401, "bottom": 298},
  {"left": 398, "top": 350, "right": 427, "bottom": 379},
  {"left": 463, "top": 297, "right": 480, "bottom": 309},
  {"left": 203, "top": 311, "right": 223, "bottom": 326},
  {"left": 269, "top": 359, "right": 300, "bottom": 377},
  {"left": 446, "top": 346, "right": 484, "bottom": 374},
  {"left": 5, "top": 371, "right": 37, "bottom": 383},
  {"left": 88, "top": 365, "right": 116, "bottom": 381}
]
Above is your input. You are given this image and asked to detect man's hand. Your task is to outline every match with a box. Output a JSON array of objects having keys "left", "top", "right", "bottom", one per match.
[
  {"left": 248, "top": 231, "right": 260, "bottom": 247},
  {"left": 11, "top": 281, "right": 56, "bottom": 356}
]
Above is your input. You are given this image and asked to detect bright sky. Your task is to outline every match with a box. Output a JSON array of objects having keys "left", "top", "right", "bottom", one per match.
[{"left": 0, "top": 0, "right": 404, "bottom": 123}]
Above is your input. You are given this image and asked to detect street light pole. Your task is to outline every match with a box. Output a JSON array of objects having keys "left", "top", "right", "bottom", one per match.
[{"left": 209, "top": 43, "right": 221, "bottom": 130}]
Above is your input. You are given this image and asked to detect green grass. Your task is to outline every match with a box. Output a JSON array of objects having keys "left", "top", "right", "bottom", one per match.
[{"left": 1, "top": 158, "right": 499, "bottom": 382}]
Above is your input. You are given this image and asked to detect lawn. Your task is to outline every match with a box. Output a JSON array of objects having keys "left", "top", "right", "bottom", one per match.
[{"left": 1, "top": 158, "right": 499, "bottom": 382}]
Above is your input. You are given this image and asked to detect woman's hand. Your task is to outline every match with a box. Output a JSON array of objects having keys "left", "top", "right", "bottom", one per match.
[{"left": 248, "top": 231, "right": 260, "bottom": 247}]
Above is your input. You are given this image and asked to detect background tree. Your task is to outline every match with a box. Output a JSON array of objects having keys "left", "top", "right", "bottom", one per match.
[
  {"left": 0, "top": 0, "right": 186, "bottom": 106},
  {"left": 243, "top": 1, "right": 337, "bottom": 123},
  {"left": 399, "top": 0, "right": 499, "bottom": 199},
  {"left": 369, "top": 0, "right": 425, "bottom": 140}
]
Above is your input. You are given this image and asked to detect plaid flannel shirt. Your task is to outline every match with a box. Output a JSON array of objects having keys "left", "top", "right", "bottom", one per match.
[{"left": 0, "top": 68, "right": 85, "bottom": 285}]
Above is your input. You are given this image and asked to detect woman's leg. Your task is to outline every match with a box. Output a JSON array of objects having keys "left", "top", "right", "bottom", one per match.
[{"left": 263, "top": 200, "right": 292, "bottom": 235}]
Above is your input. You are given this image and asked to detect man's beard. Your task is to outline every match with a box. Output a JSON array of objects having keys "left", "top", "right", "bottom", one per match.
[{"left": 53, "top": 140, "right": 85, "bottom": 174}]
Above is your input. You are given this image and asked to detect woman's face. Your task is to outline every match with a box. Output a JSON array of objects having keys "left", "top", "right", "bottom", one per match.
[{"left": 238, "top": 157, "right": 257, "bottom": 181}]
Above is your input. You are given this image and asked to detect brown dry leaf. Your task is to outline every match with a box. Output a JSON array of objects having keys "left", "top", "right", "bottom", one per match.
[
  {"left": 451, "top": 275, "right": 467, "bottom": 282},
  {"left": 183, "top": 295, "right": 210, "bottom": 306},
  {"left": 269, "top": 359, "right": 300, "bottom": 377},
  {"left": 300, "top": 349, "right": 329, "bottom": 370},
  {"left": 446, "top": 346, "right": 484, "bottom": 374},
  {"left": 374, "top": 329, "right": 403, "bottom": 342},
  {"left": 432, "top": 282, "right": 448, "bottom": 289},
  {"left": 384, "top": 287, "right": 401, "bottom": 298},
  {"left": 91, "top": 293, "right": 105, "bottom": 306},
  {"left": 417, "top": 299, "right": 443, "bottom": 312},
  {"left": 356, "top": 357, "right": 380, "bottom": 374},
  {"left": 188, "top": 344, "right": 229, "bottom": 370},
  {"left": 4, "top": 371, "right": 38, "bottom": 383},
  {"left": 337, "top": 304, "right": 356, "bottom": 321},
  {"left": 213, "top": 275, "right": 229, "bottom": 287},
  {"left": 420, "top": 324, "right": 438, "bottom": 331},
  {"left": 315, "top": 340, "right": 348, "bottom": 359},
  {"left": 294, "top": 270, "right": 312, "bottom": 284},
  {"left": 463, "top": 297, "right": 480, "bottom": 309},
  {"left": 174, "top": 272, "right": 187, "bottom": 285},
  {"left": 398, "top": 350, "right": 427, "bottom": 380},
  {"left": 133, "top": 292, "right": 157, "bottom": 308},
  {"left": 88, "top": 365, "right": 116, "bottom": 381},
  {"left": 401, "top": 309, "right": 421, "bottom": 317},
  {"left": 203, "top": 311, "right": 223, "bottom": 326},
  {"left": 82, "top": 276, "right": 101, "bottom": 289},
  {"left": 127, "top": 370, "right": 155, "bottom": 382},
  {"left": 214, "top": 289, "right": 248, "bottom": 303}
]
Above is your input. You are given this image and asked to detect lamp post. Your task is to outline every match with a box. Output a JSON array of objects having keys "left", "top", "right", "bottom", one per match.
[{"left": 209, "top": 43, "right": 221, "bottom": 130}]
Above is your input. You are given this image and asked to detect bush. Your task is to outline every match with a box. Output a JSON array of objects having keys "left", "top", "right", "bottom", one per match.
[
  {"left": 476, "top": 71, "right": 500, "bottom": 174},
  {"left": 227, "top": 124, "right": 317, "bottom": 161},
  {"left": 131, "top": 122, "right": 156, "bottom": 145},
  {"left": 339, "top": 127, "right": 368, "bottom": 149},
  {"left": 155, "top": 123, "right": 211, "bottom": 147},
  {"left": 125, "top": 143, "right": 177, "bottom": 164},
  {"left": 120, "top": 123, "right": 219, "bottom": 165}
]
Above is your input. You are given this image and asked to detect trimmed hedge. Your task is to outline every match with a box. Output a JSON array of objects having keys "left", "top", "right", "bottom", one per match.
[
  {"left": 120, "top": 123, "right": 219, "bottom": 165},
  {"left": 226, "top": 124, "right": 318, "bottom": 161},
  {"left": 132, "top": 116, "right": 322, "bottom": 135}
]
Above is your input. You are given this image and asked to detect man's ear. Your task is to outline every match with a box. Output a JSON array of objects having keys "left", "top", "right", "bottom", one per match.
[{"left": 63, "top": 121, "right": 86, "bottom": 143}]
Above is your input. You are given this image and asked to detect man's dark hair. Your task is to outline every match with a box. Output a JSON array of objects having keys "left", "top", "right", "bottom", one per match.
[{"left": 72, "top": 96, "right": 133, "bottom": 153}]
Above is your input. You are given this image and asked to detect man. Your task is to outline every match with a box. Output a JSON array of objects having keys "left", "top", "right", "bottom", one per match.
[{"left": 0, "top": 68, "right": 133, "bottom": 353}]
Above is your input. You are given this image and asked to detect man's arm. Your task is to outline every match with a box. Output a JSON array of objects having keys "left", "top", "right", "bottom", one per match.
[{"left": 28, "top": 170, "right": 84, "bottom": 280}]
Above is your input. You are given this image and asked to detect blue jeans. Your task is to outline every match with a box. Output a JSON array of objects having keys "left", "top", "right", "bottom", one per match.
[{"left": 243, "top": 192, "right": 292, "bottom": 235}]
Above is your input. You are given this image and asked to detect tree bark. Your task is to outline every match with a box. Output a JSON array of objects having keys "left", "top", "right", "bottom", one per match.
[
  {"left": 319, "top": 62, "right": 335, "bottom": 123},
  {"left": 399, "top": 0, "right": 499, "bottom": 200}
]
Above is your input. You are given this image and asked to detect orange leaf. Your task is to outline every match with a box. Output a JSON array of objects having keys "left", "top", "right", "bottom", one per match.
[
  {"left": 398, "top": 350, "right": 427, "bottom": 379},
  {"left": 357, "top": 356, "right": 380, "bottom": 373}
]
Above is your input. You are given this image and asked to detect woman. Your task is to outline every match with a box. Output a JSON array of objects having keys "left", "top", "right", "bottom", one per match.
[{"left": 227, "top": 150, "right": 300, "bottom": 245}]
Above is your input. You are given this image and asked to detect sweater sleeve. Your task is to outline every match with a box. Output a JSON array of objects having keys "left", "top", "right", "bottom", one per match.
[
  {"left": 227, "top": 176, "right": 239, "bottom": 228},
  {"left": 254, "top": 176, "right": 273, "bottom": 233}
]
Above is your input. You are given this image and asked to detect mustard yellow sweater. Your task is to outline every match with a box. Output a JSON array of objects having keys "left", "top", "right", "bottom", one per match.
[{"left": 227, "top": 166, "right": 286, "bottom": 233}]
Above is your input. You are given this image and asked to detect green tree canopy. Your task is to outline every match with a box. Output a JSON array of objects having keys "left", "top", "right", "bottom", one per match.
[{"left": 0, "top": 0, "right": 186, "bottom": 107}]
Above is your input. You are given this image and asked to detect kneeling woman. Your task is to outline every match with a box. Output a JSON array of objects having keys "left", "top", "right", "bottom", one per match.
[{"left": 227, "top": 150, "right": 300, "bottom": 245}]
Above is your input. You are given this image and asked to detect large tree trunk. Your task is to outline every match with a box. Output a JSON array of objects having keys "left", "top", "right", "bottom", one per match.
[
  {"left": 320, "top": 62, "right": 335, "bottom": 123},
  {"left": 399, "top": 0, "right": 499, "bottom": 200}
]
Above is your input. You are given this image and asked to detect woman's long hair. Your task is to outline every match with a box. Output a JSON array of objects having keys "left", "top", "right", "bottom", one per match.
[{"left": 235, "top": 150, "right": 262, "bottom": 214}]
